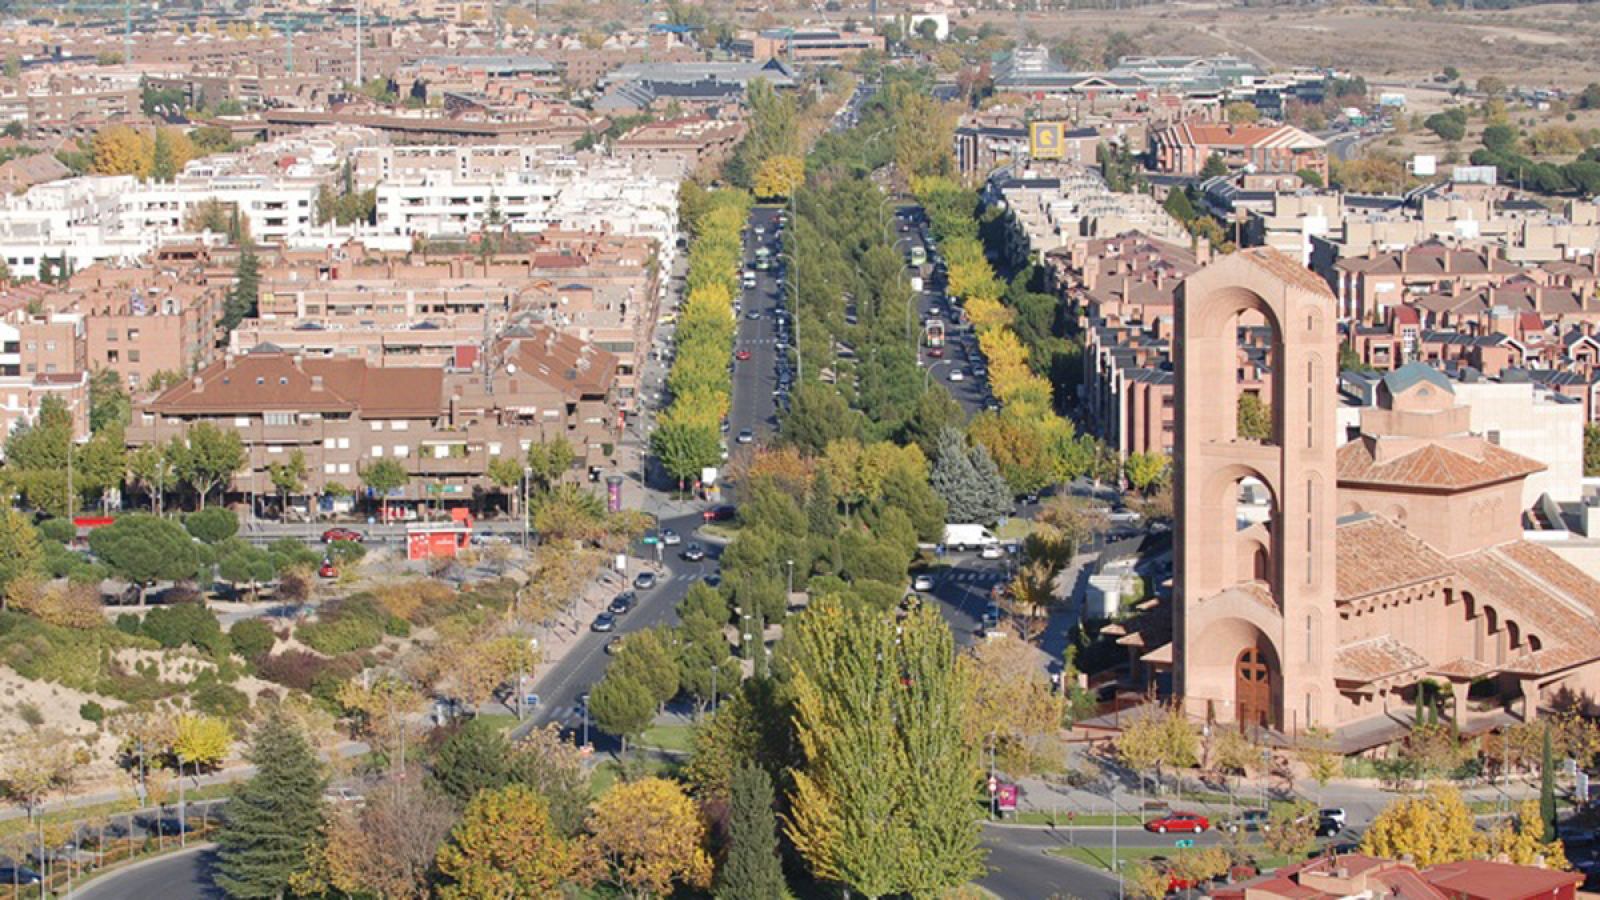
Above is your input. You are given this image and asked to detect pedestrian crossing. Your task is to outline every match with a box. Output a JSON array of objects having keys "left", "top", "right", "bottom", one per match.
[{"left": 938, "top": 569, "right": 1007, "bottom": 585}]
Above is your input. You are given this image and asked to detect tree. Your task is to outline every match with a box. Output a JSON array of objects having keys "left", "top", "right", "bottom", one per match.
[
  {"left": 525, "top": 437, "right": 576, "bottom": 492},
  {"left": 129, "top": 441, "right": 178, "bottom": 515},
  {"left": 430, "top": 718, "right": 513, "bottom": 805},
  {"left": 172, "top": 713, "right": 232, "bottom": 771},
  {"left": 91, "top": 125, "right": 151, "bottom": 176},
  {"left": 1482, "top": 123, "right": 1518, "bottom": 154},
  {"left": 1295, "top": 727, "right": 1342, "bottom": 804},
  {"left": 360, "top": 458, "right": 408, "bottom": 521},
  {"left": 434, "top": 784, "right": 593, "bottom": 899},
  {"left": 184, "top": 506, "right": 238, "bottom": 544},
  {"left": 172, "top": 422, "right": 245, "bottom": 509},
  {"left": 486, "top": 455, "right": 524, "bottom": 515},
  {"left": 1126, "top": 860, "right": 1171, "bottom": 900},
  {"left": 87, "top": 515, "right": 200, "bottom": 601},
  {"left": 1297, "top": 168, "right": 1324, "bottom": 188},
  {"left": 1113, "top": 704, "right": 1197, "bottom": 793},
  {"left": 151, "top": 128, "right": 177, "bottom": 181},
  {"left": 214, "top": 714, "right": 326, "bottom": 899},
  {"left": 1164, "top": 187, "right": 1197, "bottom": 223},
  {"left": 1361, "top": 785, "right": 1485, "bottom": 867},
  {"left": 1425, "top": 111, "right": 1467, "bottom": 143},
  {"left": 717, "top": 764, "right": 786, "bottom": 900},
  {"left": 1541, "top": 723, "right": 1557, "bottom": 842},
  {"left": 754, "top": 154, "right": 806, "bottom": 201},
  {"left": 1123, "top": 452, "right": 1170, "bottom": 496},
  {"left": 222, "top": 247, "right": 260, "bottom": 333},
  {"left": 961, "top": 636, "right": 1067, "bottom": 775},
  {"left": 1201, "top": 153, "right": 1230, "bottom": 178},
  {"left": 1488, "top": 799, "right": 1570, "bottom": 869},
  {"left": 929, "top": 427, "right": 1011, "bottom": 525},
  {"left": 88, "top": 368, "right": 130, "bottom": 433},
  {"left": 786, "top": 601, "right": 983, "bottom": 897},
  {"left": 1263, "top": 801, "right": 1319, "bottom": 859},
  {"left": 0, "top": 509, "right": 42, "bottom": 602},
  {"left": 588, "top": 777, "right": 713, "bottom": 898},
  {"left": 1237, "top": 393, "right": 1273, "bottom": 442},
  {"left": 294, "top": 777, "right": 456, "bottom": 900},
  {"left": 1478, "top": 75, "right": 1506, "bottom": 98},
  {"left": 588, "top": 671, "right": 654, "bottom": 754},
  {"left": 267, "top": 450, "right": 308, "bottom": 516}
]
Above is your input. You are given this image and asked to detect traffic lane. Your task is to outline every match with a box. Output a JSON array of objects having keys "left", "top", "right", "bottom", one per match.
[
  {"left": 981, "top": 825, "right": 1120, "bottom": 900},
  {"left": 923, "top": 554, "right": 1010, "bottom": 648},
  {"left": 528, "top": 512, "right": 716, "bottom": 728},
  {"left": 74, "top": 844, "right": 220, "bottom": 900}
]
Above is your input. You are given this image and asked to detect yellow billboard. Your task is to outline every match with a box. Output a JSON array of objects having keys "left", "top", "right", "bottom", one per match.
[{"left": 1030, "top": 121, "right": 1064, "bottom": 159}]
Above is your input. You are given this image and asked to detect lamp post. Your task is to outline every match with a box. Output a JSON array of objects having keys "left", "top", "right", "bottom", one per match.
[
  {"left": 924, "top": 358, "right": 954, "bottom": 389},
  {"left": 1112, "top": 785, "right": 1123, "bottom": 900},
  {"left": 785, "top": 558, "right": 794, "bottom": 596},
  {"left": 520, "top": 467, "right": 530, "bottom": 552}
]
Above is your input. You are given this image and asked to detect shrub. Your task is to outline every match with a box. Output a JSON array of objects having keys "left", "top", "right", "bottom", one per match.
[
  {"left": 183, "top": 508, "right": 239, "bottom": 544},
  {"left": 115, "top": 613, "right": 141, "bottom": 636},
  {"left": 383, "top": 616, "right": 410, "bottom": 638},
  {"left": 8, "top": 579, "right": 103, "bottom": 629},
  {"left": 79, "top": 700, "right": 106, "bottom": 723},
  {"left": 325, "top": 539, "right": 366, "bottom": 565},
  {"left": 38, "top": 519, "right": 75, "bottom": 544},
  {"left": 297, "top": 616, "right": 383, "bottom": 656},
  {"left": 191, "top": 671, "right": 249, "bottom": 718},
  {"left": 228, "top": 619, "right": 275, "bottom": 660},
  {"left": 16, "top": 701, "right": 43, "bottom": 727},
  {"left": 140, "top": 603, "right": 226, "bottom": 657}
]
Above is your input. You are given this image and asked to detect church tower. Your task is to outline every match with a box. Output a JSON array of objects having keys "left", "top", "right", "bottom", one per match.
[{"left": 1173, "top": 249, "right": 1339, "bottom": 732}]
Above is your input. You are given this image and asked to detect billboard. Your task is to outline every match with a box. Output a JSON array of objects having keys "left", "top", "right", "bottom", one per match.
[{"left": 1029, "top": 121, "right": 1064, "bottom": 160}]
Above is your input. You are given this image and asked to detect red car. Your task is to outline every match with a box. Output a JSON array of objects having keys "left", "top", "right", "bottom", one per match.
[
  {"left": 321, "top": 528, "right": 363, "bottom": 544},
  {"left": 700, "top": 504, "right": 737, "bottom": 523},
  {"left": 927, "top": 346, "right": 943, "bottom": 358},
  {"left": 1145, "top": 812, "right": 1209, "bottom": 834},
  {"left": 318, "top": 559, "right": 338, "bottom": 579},
  {"left": 735, "top": 349, "right": 752, "bottom": 361}
]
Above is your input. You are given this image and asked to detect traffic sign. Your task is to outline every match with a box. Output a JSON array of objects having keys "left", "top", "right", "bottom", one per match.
[
  {"left": 987, "top": 776, "right": 998, "bottom": 794},
  {"left": 1175, "top": 839, "right": 1196, "bottom": 848},
  {"left": 642, "top": 536, "right": 659, "bottom": 545}
]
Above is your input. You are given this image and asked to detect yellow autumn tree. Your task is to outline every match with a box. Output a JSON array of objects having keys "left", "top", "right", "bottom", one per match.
[
  {"left": 960, "top": 636, "right": 1066, "bottom": 772},
  {"left": 964, "top": 295, "right": 1014, "bottom": 334},
  {"left": 172, "top": 713, "right": 231, "bottom": 770},
  {"left": 1488, "top": 799, "right": 1570, "bottom": 869},
  {"left": 587, "top": 777, "right": 713, "bottom": 897},
  {"left": 436, "top": 784, "right": 594, "bottom": 898},
  {"left": 91, "top": 125, "right": 152, "bottom": 176},
  {"left": 753, "top": 154, "right": 806, "bottom": 201},
  {"left": 1361, "top": 784, "right": 1486, "bottom": 866}
]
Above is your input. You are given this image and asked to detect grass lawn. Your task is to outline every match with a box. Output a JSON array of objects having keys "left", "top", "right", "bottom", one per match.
[
  {"left": 1051, "top": 844, "right": 1293, "bottom": 873},
  {"left": 638, "top": 723, "right": 695, "bottom": 754},
  {"left": 588, "top": 754, "right": 683, "bottom": 799},
  {"left": 1007, "top": 810, "right": 1126, "bottom": 827},
  {"left": 0, "top": 781, "right": 237, "bottom": 839},
  {"left": 995, "top": 518, "right": 1036, "bottom": 541},
  {"left": 475, "top": 712, "right": 519, "bottom": 733}
]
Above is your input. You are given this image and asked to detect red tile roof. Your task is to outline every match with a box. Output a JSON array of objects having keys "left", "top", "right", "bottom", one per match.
[
  {"left": 1336, "top": 437, "right": 1545, "bottom": 491},
  {"left": 1335, "top": 515, "right": 1453, "bottom": 602},
  {"left": 149, "top": 351, "right": 443, "bottom": 418}
]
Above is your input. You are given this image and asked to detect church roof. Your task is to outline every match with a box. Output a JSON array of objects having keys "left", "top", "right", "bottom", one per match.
[
  {"left": 1335, "top": 515, "right": 1453, "bottom": 602},
  {"left": 1335, "top": 635, "right": 1429, "bottom": 684},
  {"left": 1336, "top": 437, "right": 1545, "bottom": 492},
  {"left": 1382, "top": 361, "right": 1454, "bottom": 398}
]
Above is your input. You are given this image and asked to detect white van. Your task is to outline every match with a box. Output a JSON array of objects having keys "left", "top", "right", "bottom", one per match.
[{"left": 943, "top": 524, "right": 1000, "bottom": 552}]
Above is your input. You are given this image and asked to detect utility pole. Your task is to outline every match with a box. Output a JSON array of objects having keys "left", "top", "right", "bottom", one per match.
[
  {"left": 1112, "top": 786, "right": 1122, "bottom": 900},
  {"left": 355, "top": 0, "right": 364, "bottom": 88}
]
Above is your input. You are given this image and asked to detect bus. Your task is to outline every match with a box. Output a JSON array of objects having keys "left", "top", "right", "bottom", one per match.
[
  {"left": 924, "top": 318, "right": 946, "bottom": 350},
  {"left": 908, "top": 244, "right": 927, "bottom": 267}
]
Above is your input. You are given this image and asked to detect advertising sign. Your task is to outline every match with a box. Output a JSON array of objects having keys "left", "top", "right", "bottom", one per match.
[{"left": 1030, "top": 121, "right": 1064, "bottom": 159}]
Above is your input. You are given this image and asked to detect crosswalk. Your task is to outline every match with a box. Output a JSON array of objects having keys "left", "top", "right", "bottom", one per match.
[{"left": 937, "top": 569, "right": 1007, "bottom": 585}]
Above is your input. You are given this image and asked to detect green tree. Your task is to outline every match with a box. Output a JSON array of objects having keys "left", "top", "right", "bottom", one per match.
[
  {"left": 222, "top": 246, "right": 259, "bottom": 333},
  {"left": 589, "top": 671, "right": 654, "bottom": 754},
  {"left": 267, "top": 449, "right": 308, "bottom": 516},
  {"left": 781, "top": 383, "right": 863, "bottom": 455},
  {"left": 88, "top": 368, "right": 130, "bottom": 433},
  {"left": 1587, "top": 425, "right": 1600, "bottom": 477},
  {"left": 129, "top": 440, "right": 180, "bottom": 516},
  {"left": 430, "top": 717, "right": 512, "bottom": 805},
  {"left": 716, "top": 764, "right": 786, "bottom": 900},
  {"left": 150, "top": 128, "right": 177, "bottom": 182},
  {"left": 651, "top": 420, "right": 722, "bottom": 488},
  {"left": 786, "top": 600, "right": 983, "bottom": 897},
  {"left": 86, "top": 514, "right": 200, "bottom": 602},
  {"left": 929, "top": 427, "right": 1011, "bottom": 525},
  {"left": 0, "top": 509, "right": 43, "bottom": 601},
  {"left": 524, "top": 437, "right": 575, "bottom": 492},
  {"left": 487, "top": 455, "right": 524, "bottom": 516},
  {"left": 359, "top": 458, "right": 408, "bottom": 521},
  {"left": 1483, "top": 123, "right": 1518, "bottom": 154},
  {"left": 184, "top": 507, "right": 239, "bottom": 544},
  {"left": 613, "top": 626, "right": 680, "bottom": 711},
  {"left": 1425, "top": 111, "right": 1467, "bottom": 142},
  {"left": 172, "top": 422, "right": 245, "bottom": 509},
  {"left": 1237, "top": 393, "right": 1273, "bottom": 441},
  {"left": 214, "top": 714, "right": 326, "bottom": 899},
  {"left": 1163, "top": 187, "right": 1197, "bottom": 222},
  {"left": 1123, "top": 452, "right": 1170, "bottom": 497},
  {"left": 1541, "top": 724, "right": 1557, "bottom": 842},
  {"left": 1201, "top": 153, "right": 1229, "bottom": 178}
]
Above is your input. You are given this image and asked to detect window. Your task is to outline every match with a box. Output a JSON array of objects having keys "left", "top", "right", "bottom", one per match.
[
  {"left": 106, "top": 330, "right": 117, "bottom": 341},
  {"left": 44, "top": 341, "right": 55, "bottom": 352},
  {"left": 106, "top": 350, "right": 119, "bottom": 362},
  {"left": 338, "top": 463, "right": 351, "bottom": 474},
  {"left": 390, "top": 420, "right": 409, "bottom": 431},
  {"left": 128, "top": 329, "right": 140, "bottom": 341},
  {"left": 235, "top": 416, "right": 250, "bottom": 427},
  {"left": 371, "top": 446, "right": 384, "bottom": 457},
  {"left": 264, "top": 412, "right": 294, "bottom": 426},
  {"left": 324, "top": 463, "right": 337, "bottom": 474},
  {"left": 128, "top": 350, "right": 140, "bottom": 363},
  {"left": 488, "top": 442, "right": 502, "bottom": 455},
  {"left": 267, "top": 445, "right": 283, "bottom": 454},
  {"left": 370, "top": 421, "right": 383, "bottom": 431},
  {"left": 393, "top": 445, "right": 409, "bottom": 457}
]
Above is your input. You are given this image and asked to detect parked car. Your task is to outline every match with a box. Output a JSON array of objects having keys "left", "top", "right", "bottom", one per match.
[
  {"left": 1224, "top": 809, "right": 1271, "bottom": 833},
  {"left": 0, "top": 866, "right": 41, "bottom": 886},
  {"left": 633, "top": 571, "right": 658, "bottom": 590},
  {"left": 604, "top": 635, "right": 624, "bottom": 654},
  {"left": 321, "top": 527, "right": 363, "bottom": 543},
  {"left": 151, "top": 817, "right": 196, "bottom": 836},
  {"left": 979, "top": 545, "right": 1004, "bottom": 560},
  {"left": 608, "top": 592, "right": 635, "bottom": 616},
  {"left": 322, "top": 786, "right": 365, "bottom": 805},
  {"left": 591, "top": 612, "right": 616, "bottom": 633},
  {"left": 949, "top": 370, "right": 965, "bottom": 382},
  {"left": 1315, "top": 817, "right": 1342, "bottom": 837},
  {"left": 1145, "top": 812, "right": 1210, "bottom": 834},
  {"left": 318, "top": 559, "right": 337, "bottom": 579},
  {"left": 681, "top": 543, "right": 706, "bottom": 562}
]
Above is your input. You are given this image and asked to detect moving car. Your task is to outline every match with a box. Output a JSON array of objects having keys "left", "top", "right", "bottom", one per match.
[
  {"left": 745, "top": 310, "right": 761, "bottom": 320},
  {"left": 660, "top": 529, "right": 681, "bottom": 546},
  {"left": 1145, "top": 812, "right": 1210, "bottom": 834},
  {"left": 949, "top": 370, "right": 965, "bottom": 382},
  {"left": 737, "top": 428, "right": 755, "bottom": 444},
  {"left": 1315, "top": 817, "right": 1342, "bottom": 837},
  {"left": 943, "top": 524, "right": 1001, "bottom": 552},
  {"left": 681, "top": 543, "right": 706, "bottom": 562},
  {"left": 912, "top": 573, "right": 935, "bottom": 592},
  {"left": 702, "top": 504, "right": 737, "bottom": 523},
  {"left": 608, "top": 592, "right": 635, "bottom": 616},
  {"left": 979, "top": 545, "right": 1004, "bottom": 560},
  {"left": 633, "top": 571, "right": 658, "bottom": 590},
  {"left": 604, "top": 635, "right": 624, "bottom": 654},
  {"left": 591, "top": 612, "right": 616, "bottom": 632},
  {"left": 0, "top": 866, "right": 42, "bottom": 886},
  {"left": 1318, "top": 808, "right": 1347, "bottom": 829},
  {"left": 321, "top": 527, "right": 363, "bottom": 543},
  {"left": 735, "top": 349, "right": 752, "bottom": 361}
]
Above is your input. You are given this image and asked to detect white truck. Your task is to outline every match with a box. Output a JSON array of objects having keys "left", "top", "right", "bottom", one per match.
[{"left": 943, "top": 524, "right": 1000, "bottom": 552}]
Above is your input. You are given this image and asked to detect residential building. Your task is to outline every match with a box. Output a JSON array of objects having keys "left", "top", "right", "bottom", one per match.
[
  {"left": 612, "top": 117, "right": 746, "bottom": 179},
  {"left": 991, "top": 48, "right": 1263, "bottom": 99},
  {"left": 0, "top": 370, "right": 89, "bottom": 452},
  {"left": 1214, "top": 853, "right": 1580, "bottom": 900},
  {"left": 1149, "top": 119, "right": 1329, "bottom": 181},
  {"left": 994, "top": 164, "right": 1191, "bottom": 261},
  {"left": 730, "top": 28, "right": 885, "bottom": 65}
]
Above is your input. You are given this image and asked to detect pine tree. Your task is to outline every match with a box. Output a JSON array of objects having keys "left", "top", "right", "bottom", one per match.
[
  {"left": 214, "top": 713, "right": 326, "bottom": 899},
  {"left": 1541, "top": 725, "right": 1558, "bottom": 842},
  {"left": 717, "top": 764, "right": 786, "bottom": 900},
  {"left": 151, "top": 128, "right": 176, "bottom": 182},
  {"left": 807, "top": 467, "right": 838, "bottom": 538},
  {"left": 967, "top": 441, "right": 1015, "bottom": 523},
  {"left": 929, "top": 427, "right": 981, "bottom": 522},
  {"left": 223, "top": 247, "right": 259, "bottom": 332}
]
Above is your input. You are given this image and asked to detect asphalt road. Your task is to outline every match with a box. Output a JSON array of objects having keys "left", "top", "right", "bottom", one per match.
[
  {"left": 730, "top": 204, "right": 786, "bottom": 447},
  {"left": 981, "top": 825, "right": 1122, "bottom": 900},
  {"left": 897, "top": 205, "right": 991, "bottom": 417},
  {"left": 73, "top": 845, "right": 219, "bottom": 900}
]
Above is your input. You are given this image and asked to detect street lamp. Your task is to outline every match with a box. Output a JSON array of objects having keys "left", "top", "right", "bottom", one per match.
[
  {"left": 580, "top": 692, "right": 589, "bottom": 749},
  {"left": 520, "top": 467, "right": 531, "bottom": 552},
  {"left": 924, "top": 358, "right": 954, "bottom": 389},
  {"left": 785, "top": 559, "right": 795, "bottom": 596}
]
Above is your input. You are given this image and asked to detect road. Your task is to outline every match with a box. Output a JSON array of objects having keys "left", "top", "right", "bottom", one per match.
[
  {"left": 895, "top": 204, "right": 991, "bottom": 417},
  {"left": 981, "top": 825, "right": 1122, "bottom": 900},
  {"left": 729, "top": 204, "right": 786, "bottom": 447},
  {"left": 73, "top": 845, "right": 219, "bottom": 900}
]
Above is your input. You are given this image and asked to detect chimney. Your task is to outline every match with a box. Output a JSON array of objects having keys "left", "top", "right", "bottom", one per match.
[
  {"left": 311, "top": 374, "right": 324, "bottom": 391},
  {"left": 1194, "top": 235, "right": 1212, "bottom": 265},
  {"left": 1443, "top": 250, "right": 1452, "bottom": 274},
  {"left": 193, "top": 375, "right": 203, "bottom": 392}
]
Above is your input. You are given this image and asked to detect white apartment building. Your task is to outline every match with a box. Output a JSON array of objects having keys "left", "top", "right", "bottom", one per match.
[
  {"left": 997, "top": 165, "right": 1190, "bottom": 259},
  {"left": 119, "top": 175, "right": 321, "bottom": 244},
  {"left": 371, "top": 157, "right": 679, "bottom": 246}
]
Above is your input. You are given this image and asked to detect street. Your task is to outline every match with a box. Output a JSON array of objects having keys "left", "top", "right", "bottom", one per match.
[{"left": 73, "top": 845, "right": 219, "bottom": 900}]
